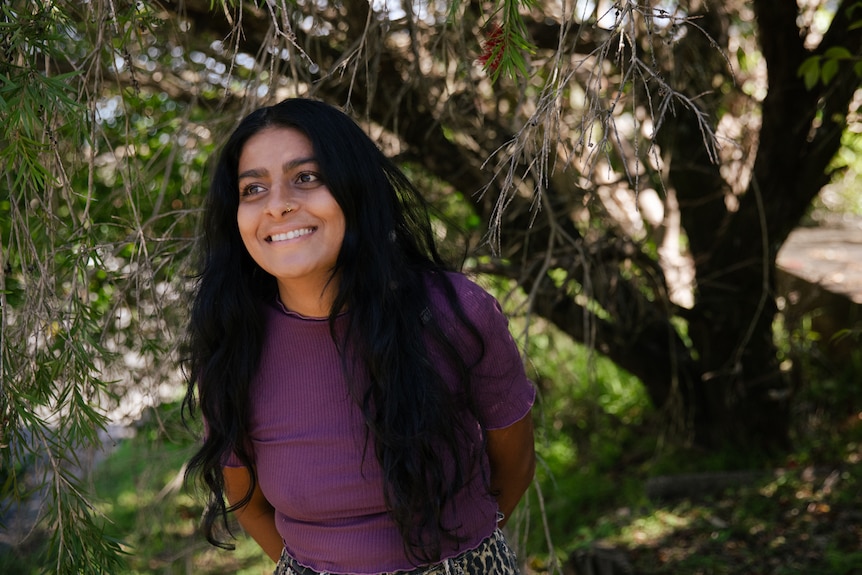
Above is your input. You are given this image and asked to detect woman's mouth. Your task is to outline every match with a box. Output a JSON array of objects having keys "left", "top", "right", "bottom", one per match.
[{"left": 268, "top": 227, "right": 316, "bottom": 242}]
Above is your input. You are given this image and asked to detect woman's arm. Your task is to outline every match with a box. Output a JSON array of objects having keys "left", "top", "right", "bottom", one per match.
[
  {"left": 485, "top": 411, "right": 536, "bottom": 526},
  {"left": 223, "top": 466, "right": 284, "bottom": 562}
]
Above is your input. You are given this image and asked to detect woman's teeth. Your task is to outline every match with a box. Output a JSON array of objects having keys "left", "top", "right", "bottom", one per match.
[{"left": 269, "top": 228, "right": 314, "bottom": 242}]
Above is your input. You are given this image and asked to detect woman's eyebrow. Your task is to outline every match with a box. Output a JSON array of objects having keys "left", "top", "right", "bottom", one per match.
[
  {"left": 237, "top": 157, "right": 317, "bottom": 181},
  {"left": 237, "top": 167, "right": 267, "bottom": 180},
  {"left": 282, "top": 157, "right": 317, "bottom": 173}
]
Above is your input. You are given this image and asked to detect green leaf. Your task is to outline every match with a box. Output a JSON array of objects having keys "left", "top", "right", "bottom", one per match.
[
  {"left": 798, "top": 56, "right": 821, "bottom": 90},
  {"left": 821, "top": 58, "right": 840, "bottom": 86},
  {"left": 824, "top": 46, "right": 853, "bottom": 60}
]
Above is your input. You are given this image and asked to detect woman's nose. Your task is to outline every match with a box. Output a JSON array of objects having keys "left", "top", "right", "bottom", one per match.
[{"left": 264, "top": 185, "right": 295, "bottom": 216}]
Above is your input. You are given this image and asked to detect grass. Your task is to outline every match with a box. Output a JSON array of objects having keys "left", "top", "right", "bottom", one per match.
[
  {"left": 90, "top": 404, "right": 274, "bottom": 575},
  {"left": 0, "top": 402, "right": 274, "bottom": 575},
  {"left": 514, "top": 340, "right": 862, "bottom": 575},
  {"left": 563, "top": 463, "right": 862, "bottom": 574}
]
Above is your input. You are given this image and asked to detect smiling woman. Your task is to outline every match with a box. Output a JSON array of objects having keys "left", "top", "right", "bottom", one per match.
[
  {"left": 182, "top": 98, "right": 535, "bottom": 575},
  {"left": 236, "top": 127, "right": 346, "bottom": 318}
]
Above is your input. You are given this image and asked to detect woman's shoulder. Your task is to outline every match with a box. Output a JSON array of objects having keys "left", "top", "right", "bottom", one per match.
[
  {"left": 424, "top": 270, "right": 501, "bottom": 318},
  {"left": 424, "top": 269, "right": 479, "bottom": 297}
]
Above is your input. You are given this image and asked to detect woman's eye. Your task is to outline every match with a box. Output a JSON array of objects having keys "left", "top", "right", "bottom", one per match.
[
  {"left": 240, "top": 184, "right": 265, "bottom": 197},
  {"left": 296, "top": 172, "right": 321, "bottom": 185}
]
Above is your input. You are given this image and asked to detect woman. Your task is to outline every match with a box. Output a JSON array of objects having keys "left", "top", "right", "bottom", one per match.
[{"left": 183, "top": 98, "right": 536, "bottom": 575}]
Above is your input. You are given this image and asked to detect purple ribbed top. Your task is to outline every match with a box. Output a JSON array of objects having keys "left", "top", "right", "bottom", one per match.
[{"left": 228, "top": 272, "right": 534, "bottom": 574}]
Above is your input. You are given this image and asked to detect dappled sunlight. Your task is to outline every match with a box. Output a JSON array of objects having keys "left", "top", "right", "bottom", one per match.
[
  {"left": 622, "top": 509, "right": 694, "bottom": 545},
  {"left": 533, "top": 462, "right": 862, "bottom": 574}
]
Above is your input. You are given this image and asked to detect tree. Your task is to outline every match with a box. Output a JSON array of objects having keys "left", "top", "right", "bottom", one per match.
[
  {"left": 2, "top": 0, "right": 860, "bottom": 572},
  {"left": 153, "top": 0, "right": 860, "bottom": 450}
]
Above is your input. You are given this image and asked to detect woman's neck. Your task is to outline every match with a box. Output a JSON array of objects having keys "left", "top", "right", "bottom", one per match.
[{"left": 276, "top": 278, "right": 338, "bottom": 319}]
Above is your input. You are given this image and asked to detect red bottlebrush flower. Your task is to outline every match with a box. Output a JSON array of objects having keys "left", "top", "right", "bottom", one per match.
[{"left": 478, "top": 24, "right": 505, "bottom": 74}]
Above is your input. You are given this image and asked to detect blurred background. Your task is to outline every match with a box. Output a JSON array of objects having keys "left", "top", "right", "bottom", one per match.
[{"left": 1, "top": 0, "right": 860, "bottom": 573}]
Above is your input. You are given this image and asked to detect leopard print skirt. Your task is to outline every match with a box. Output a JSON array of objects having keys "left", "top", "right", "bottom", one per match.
[{"left": 273, "top": 529, "right": 521, "bottom": 575}]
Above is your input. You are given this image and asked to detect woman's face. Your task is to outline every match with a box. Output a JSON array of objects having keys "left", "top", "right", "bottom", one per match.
[{"left": 236, "top": 127, "right": 346, "bottom": 306}]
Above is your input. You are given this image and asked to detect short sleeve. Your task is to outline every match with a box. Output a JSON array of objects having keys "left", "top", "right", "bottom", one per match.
[
  {"left": 222, "top": 451, "right": 244, "bottom": 468},
  {"left": 202, "top": 414, "right": 248, "bottom": 468},
  {"left": 449, "top": 275, "right": 536, "bottom": 430}
]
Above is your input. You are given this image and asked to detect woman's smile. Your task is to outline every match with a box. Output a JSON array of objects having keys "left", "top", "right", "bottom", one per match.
[{"left": 267, "top": 227, "right": 316, "bottom": 242}]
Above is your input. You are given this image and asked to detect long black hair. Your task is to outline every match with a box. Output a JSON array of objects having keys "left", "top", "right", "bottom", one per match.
[{"left": 182, "top": 98, "right": 484, "bottom": 563}]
